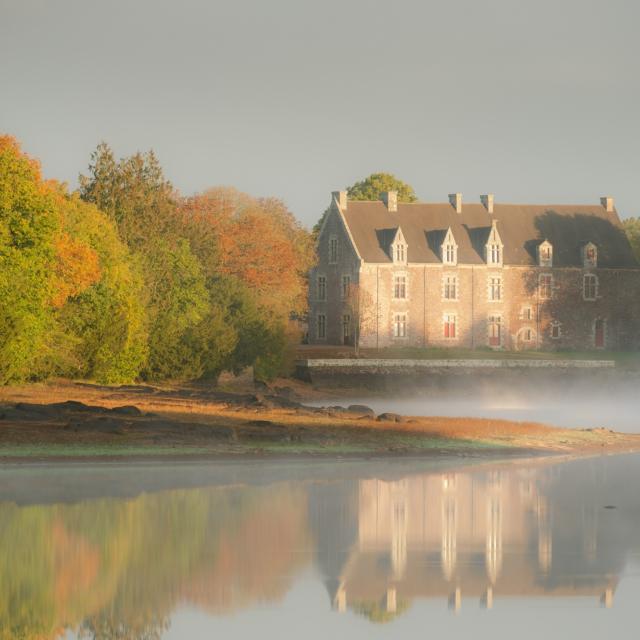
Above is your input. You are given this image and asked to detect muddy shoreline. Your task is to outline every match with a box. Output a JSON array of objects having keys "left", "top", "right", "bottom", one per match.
[{"left": 1, "top": 379, "right": 640, "bottom": 462}]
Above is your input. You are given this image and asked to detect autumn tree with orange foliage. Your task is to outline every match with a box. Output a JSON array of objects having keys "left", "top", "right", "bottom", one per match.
[
  {"left": 0, "top": 136, "right": 147, "bottom": 383},
  {"left": 180, "top": 187, "right": 315, "bottom": 379}
]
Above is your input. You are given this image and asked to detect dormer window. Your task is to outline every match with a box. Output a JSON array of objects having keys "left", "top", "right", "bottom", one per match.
[
  {"left": 391, "top": 227, "right": 407, "bottom": 264},
  {"left": 537, "top": 240, "right": 553, "bottom": 267},
  {"left": 441, "top": 228, "right": 458, "bottom": 265},
  {"left": 582, "top": 242, "right": 598, "bottom": 268},
  {"left": 485, "top": 220, "right": 503, "bottom": 266}
]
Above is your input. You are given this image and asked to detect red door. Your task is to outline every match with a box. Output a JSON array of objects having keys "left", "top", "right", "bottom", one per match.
[{"left": 595, "top": 319, "right": 605, "bottom": 348}]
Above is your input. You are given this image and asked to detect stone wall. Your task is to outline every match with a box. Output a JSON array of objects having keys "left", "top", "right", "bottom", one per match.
[{"left": 308, "top": 201, "right": 361, "bottom": 345}]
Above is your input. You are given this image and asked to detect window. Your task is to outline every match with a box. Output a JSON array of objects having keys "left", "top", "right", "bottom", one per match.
[
  {"left": 522, "top": 328, "right": 533, "bottom": 342},
  {"left": 329, "top": 236, "right": 338, "bottom": 264},
  {"left": 317, "top": 275, "right": 326, "bottom": 301},
  {"left": 443, "top": 275, "right": 458, "bottom": 300},
  {"left": 394, "top": 243, "right": 406, "bottom": 263},
  {"left": 583, "top": 274, "right": 598, "bottom": 301},
  {"left": 488, "top": 276, "right": 502, "bottom": 301},
  {"left": 394, "top": 275, "right": 407, "bottom": 299},
  {"left": 521, "top": 306, "right": 533, "bottom": 321},
  {"left": 583, "top": 243, "right": 598, "bottom": 268},
  {"left": 441, "top": 228, "right": 458, "bottom": 265},
  {"left": 443, "top": 314, "right": 457, "bottom": 339},
  {"left": 539, "top": 273, "right": 553, "bottom": 299},
  {"left": 550, "top": 322, "right": 561, "bottom": 339},
  {"left": 538, "top": 241, "right": 553, "bottom": 267},
  {"left": 393, "top": 313, "right": 407, "bottom": 338},
  {"left": 488, "top": 315, "right": 502, "bottom": 347},
  {"left": 445, "top": 244, "right": 455, "bottom": 263},
  {"left": 485, "top": 221, "right": 503, "bottom": 266},
  {"left": 342, "top": 314, "right": 351, "bottom": 342},
  {"left": 317, "top": 314, "right": 326, "bottom": 339},
  {"left": 341, "top": 274, "right": 351, "bottom": 299},
  {"left": 488, "top": 244, "right": 501, "bottom": 265}
]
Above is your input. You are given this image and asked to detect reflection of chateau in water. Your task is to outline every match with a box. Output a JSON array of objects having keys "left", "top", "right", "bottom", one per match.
[
  {"left": 2, "top": 457, "right": 639, "bottom": 636},
  {"left": 311, "top": 462, "right": 626, "bottom": 618}
]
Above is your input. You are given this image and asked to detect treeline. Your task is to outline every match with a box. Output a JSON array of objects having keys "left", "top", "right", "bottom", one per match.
[{"left": 0, "top": 136, "right": 314, "bottom": 385}]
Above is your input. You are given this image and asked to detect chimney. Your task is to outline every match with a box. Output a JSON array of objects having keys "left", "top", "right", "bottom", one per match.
[
  {"left": 332, "top": 190, "right": 347, "bottom": 210},
  {"left": 481, "top": 193, "right": 494, "bottom": 214},
  {"left": 449, "top": 193, "right": 462, "bottom": 213},
  {"left": 381, "top": 190, "right": 398, "bottom": 212},
  {"left": 600, "top": 196, "right": 614, "bottom": 212}
]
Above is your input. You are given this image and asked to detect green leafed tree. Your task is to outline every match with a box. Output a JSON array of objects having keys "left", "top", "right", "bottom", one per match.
[
  {"left": 347, "top": 172, "right": 418, "bottom": 203},
  {"left": 313, "top": 172, "right": 417, "bottom": 238},
  {"left": 79, "top": 143, "right": 212, "bottom": 381},
  {"left": 623, "top": 217, "right": 640, "bottom": 262},
  {"left": 54, "top": 191, "right": 148, "bottom": 383},
  {"left": 0, "top": 136, "right": 59, "bottom": 383}
]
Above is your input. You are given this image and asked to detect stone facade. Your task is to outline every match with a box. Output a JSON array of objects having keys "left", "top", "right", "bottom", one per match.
[{"left": 308, "top": 191, "right": 640, "bottom": 351}]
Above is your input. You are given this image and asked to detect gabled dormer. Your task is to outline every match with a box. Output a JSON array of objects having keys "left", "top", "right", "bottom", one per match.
[
  {"left": 441, "top": 227, "right": 458, "bottom": 266},
  {"left": 485, "top": 219, "right": 503, "bottom": 266},
  {"left": 537, "top": 239, "right": 553, "bottom": 267},
  {"left": 582, "top": 242, "right": 598, "bottom": 268},
  {"left": 391, "top": 227, "right": 408, "bottom": 264}
]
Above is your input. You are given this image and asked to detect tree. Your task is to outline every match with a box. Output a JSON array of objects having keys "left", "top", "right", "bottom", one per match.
[
  {"left": 180, "top": 187, "right": 315, "bottom": 380},
  {"left": 180, "top": 187, "right": 315, "bottom": 319},
  {"left": 313, "top": 172, "right": 417, "bottom": 240},
  {"left": 0, "top": 136, "right": 60, "bottom": 383},
  {"left": 80, "top": 143, "right": 210, "bottom": 381},
  {"left": 623, "top": 217, "right": 640, "bottom": 262},
  {"left": 347, "top": 172, "right": 417, "bottom": 203},
  {"left": 54, "top": 191, "right": 148, "bottom": 383},
  {"left": 344, "top": 282, "right": 377, "bottom": 357}
]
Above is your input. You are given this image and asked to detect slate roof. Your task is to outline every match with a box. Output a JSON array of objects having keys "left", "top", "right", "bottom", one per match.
[{"left": 339, "top": 201, "right": 638, "bottom": 268}]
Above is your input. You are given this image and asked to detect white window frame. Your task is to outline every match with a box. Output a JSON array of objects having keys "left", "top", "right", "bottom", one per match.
[
  {"left": 442, "top": 274, "right": 458, "bottom": 301},
  {"left": 487, "top": 243, "right": 502, "bottom": 266},
  {"left": 443, "top": 313, "right": 457, "bottom": 340},
  {"left": 539, "top": 273, "right": 554, "bottom": 300},
  {"left": 393, "top": 242, "right": 407, "bottom": 264},
  {"left": 328, "top": 235, "right": 338, "bottom": 264},
  {"left": 583, "top": 243, "right": 598, "bottom": 269},
  {"left": 538, "top": 241, "right": 553, "bottom": 268},
  {"left": 317, "top": 275, "right": 326, "bottom": 301},
  {"left": 317, "top": 314, "right": 327, "bottom": 340},
  {"left": 342, "top": 314, "right": 351, "bottom": 341},
  {"left": 393, "top": 273, "right": 408, "bottom": 300},
  {"left": 583, "top": 273, "right": 598, "bottom": 301},
  {"left": 488, "top": 275, "right": 503, "bottom": 302},
  {"left": 443, "top": 243, "right": 457, "bottom": 265},
  {"left": 550, "top": 321, "right": 562, "bottom": 340},
  {"left": 520, "top": 305, "right": 533, "bottom": 321},
  {"left": 487, "top": 314, "right": 503, "bottom": 347},
  {"left": 392, "top": 312, "right": 408, "bottom": 338},
  {"left": 520, "top": 327, "right": 534, "bottom": 343},
  {"left": 341, "top": 274, "right": 351, "bottom": 299}
]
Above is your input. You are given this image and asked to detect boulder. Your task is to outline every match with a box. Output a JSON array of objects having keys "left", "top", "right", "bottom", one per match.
[
  {"left": 376, "top": 412, "right": 406, "bottom": 423},
  {"left": 347, "top": 404, "right": 375, "bottom": 418}
]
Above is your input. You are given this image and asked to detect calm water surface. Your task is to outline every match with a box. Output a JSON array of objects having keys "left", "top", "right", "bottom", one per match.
[{"left": 1, "top": 454, "right": 640, "bottom": 639}]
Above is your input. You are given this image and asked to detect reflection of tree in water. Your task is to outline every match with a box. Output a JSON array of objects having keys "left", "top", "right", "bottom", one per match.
[{"left": 0, "top": 483, "right": 311, "bottom": 639}]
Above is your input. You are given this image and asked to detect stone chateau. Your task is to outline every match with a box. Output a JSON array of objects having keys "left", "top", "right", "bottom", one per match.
[{"left": 308, "top": 191, "right": 640, "bottom": 350}]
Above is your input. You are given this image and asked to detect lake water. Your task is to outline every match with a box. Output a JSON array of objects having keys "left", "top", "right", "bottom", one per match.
[
  {"left": 2, "top": 454, "right": 640, "bottom": 639},
  {"left": 308, "top": 379, "right": 640, "bottom": 432}
]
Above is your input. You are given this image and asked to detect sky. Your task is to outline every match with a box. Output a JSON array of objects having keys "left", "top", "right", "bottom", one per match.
[{"left": 2, "top": 0, "right": 639, "bottom": 228}]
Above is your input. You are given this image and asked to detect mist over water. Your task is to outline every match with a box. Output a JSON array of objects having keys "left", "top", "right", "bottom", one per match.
[{"left": 309, "top": 375, "right": 640, "bottom": 432}]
